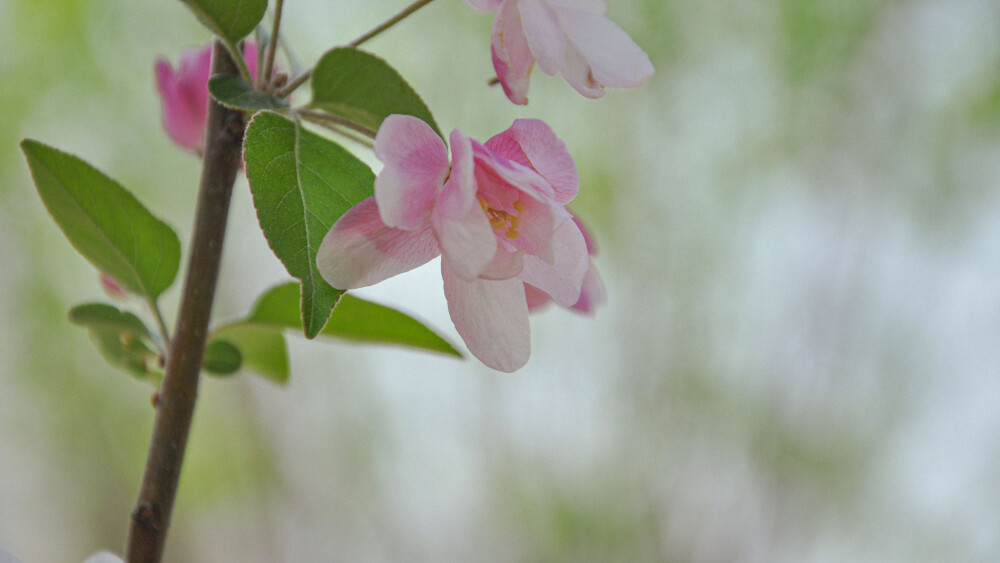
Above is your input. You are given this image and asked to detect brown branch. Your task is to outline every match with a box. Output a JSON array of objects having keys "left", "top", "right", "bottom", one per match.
[{"left": 125, "top": 40, "right": 244, "bottom": 563}]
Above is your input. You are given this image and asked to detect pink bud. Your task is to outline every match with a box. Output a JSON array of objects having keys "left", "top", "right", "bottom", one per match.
[{"left": 99, "top": 273, "right": 128, "bottom": 301}]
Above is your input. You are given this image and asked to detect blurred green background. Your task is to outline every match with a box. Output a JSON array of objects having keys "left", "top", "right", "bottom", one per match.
[{"left": 3, "top": 0, "right": 1000, "bottom": 560}]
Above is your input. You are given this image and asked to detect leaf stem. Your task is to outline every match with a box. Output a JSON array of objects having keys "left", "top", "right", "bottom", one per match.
[
  {"left": 275, "top": 68, "right": 311, "bottom": 99},
  {"left": 349, "top": 0, "right": 438, "bottom": 48},
  {"left": 220, "top": 38, "right": 253, "bottom": 84},
  {"left": 297, "top": 109, "right": 378, "bottom": 139},
  {"left": 146, "top": 297, "right": 172, "bottom": 352},
  {"left": 254, "top": 27, "right": 266, "bottom": 90},
  {"left": 262, "top": 0, "right": 284, "bottom": 92},
  {"left": 125, "top": 40, "right": 245, "bottom": 563}
]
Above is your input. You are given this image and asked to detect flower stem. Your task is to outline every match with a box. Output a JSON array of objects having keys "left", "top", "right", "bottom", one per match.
[
  {"left": 125, "top": 40, "right": 245, "bottom": 563},
  {"left": 349, "top": 0, "right": 438, "bottom": 48},
  {"left": 262, "top": 0, "right": 284, "bottom": 91}
]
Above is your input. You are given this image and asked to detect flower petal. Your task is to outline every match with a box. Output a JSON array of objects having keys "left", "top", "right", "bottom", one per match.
[
  {"left": 554, "top": 5, "right": 654, "bottom": 92},
  {"left": 524, "top": 283, "right": 552, "bottom": 312},
  {"left": 518, "top": 216, "right": 588, "bottom": 307},
  {"left": 500, "top": 193, "right": 557, "bottom": 261},
  {"left": 572, "top": 214, "right": 598, "bottom": 255},
  {"left": 473, "top": 140, "right": 554, "bottom": 201},
  {"left": 432, "top": 202, "right": 497, "bottom": 281},
  {"left": 155, "top": 47, "right": 211, "bottom": 152},
  {"left": 555, "top": 35, "right": 606, "bottom": 99},
  {"left": 480, "top": 248, "right": 525, "bottom": 280},
  {"left": 443, "top": 263, "right": 530, "bottom": 372},
  {"left": 570, "top": 263, "right": 604, "bottom": 314},
  {"left": 518, "top": 0, "right": 565, "bottom": 77},
  {"left": 317, "top": 196, "right": 440, "bottom": 289},
  {"left": 491, "top": 0, "right": 535, "bottom": 105},
  {"left": 374, "top": 115, "right": 450, "bottom": 230},
  {"left": 485, "top": 119, "right": 579, "bottom": 203},
  {"left": 436, "top": 129, "right": 476, "bottom": 218}
]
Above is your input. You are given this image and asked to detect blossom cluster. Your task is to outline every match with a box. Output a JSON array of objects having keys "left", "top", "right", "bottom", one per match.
[{"left": 155, "top": 0, "right": 651, "bottom": 371}]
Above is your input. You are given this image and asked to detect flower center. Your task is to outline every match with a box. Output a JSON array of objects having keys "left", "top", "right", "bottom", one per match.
[{"left": 480, "top": 199, "right": 523, "bottom": 240}]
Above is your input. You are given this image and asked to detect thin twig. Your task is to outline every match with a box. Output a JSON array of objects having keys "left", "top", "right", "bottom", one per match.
[
  {"left": 275, "top": 0, "right": 439, "bottom": 99},
  {"left": 262, "top": 0, "right": 284, "bottom": 92},
  {"left": 275, "top": 68, "right": 311, "bottom": 99},
  {"left": 349, "top": 0, "right": 438, "bottom": 48},
  {"left": 125, "top": 40, "right": 245, "bottom": 563}
]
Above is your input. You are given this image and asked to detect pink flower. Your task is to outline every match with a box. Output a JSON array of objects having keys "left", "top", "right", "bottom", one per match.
[
  {"left": 525, "top": 214, "right": 604, "bottom": 314},
  {"left": 466, "top": 0, "right": 654, "bottom": 104},
  {"left": 317, "top": 115, "right": 590, "bottom": 372},
  {"left": 154, "top": 42, "right": 259, "bottom": 154}
]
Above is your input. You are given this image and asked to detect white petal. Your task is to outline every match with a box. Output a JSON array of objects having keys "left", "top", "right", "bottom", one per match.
[
  {"left": 519, "top": 0, "right": 565, "bottom": 76},
  {"left": 443, "top": 264, "right": 530, "bottom": 372},
  {"left": 555, "top": 5, "right": 654, "bottom": 90}
]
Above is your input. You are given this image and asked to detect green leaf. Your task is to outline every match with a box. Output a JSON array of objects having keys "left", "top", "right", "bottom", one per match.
[
  {"left": 69, "top": 303, "right": 151, "bottom": 339},
  {"left": 247, "top": 282, "right": 461, "bottom": 357},
  {"left": 179, "top": 0, "right": 267, "bottom": 46},
  {"left": 211, "top": 324, "right": 289, "bottom": 384},
  {"left": 203, "top": 338, "right": 243, "bottom": 375},
  {"left": 69, "top": 302, "right": 161, "bottom": 382},
  {"left": 21, "top": 140, "right": 181, "bottom": 299},
  {"left": 322, "top": 293, "right": 462, "bottom": 357},
  {"left": 310, "top": 47, "right": 441, "bottom": 138},
  {"left": 243, "top": 111, "right": 374, "bottom": 338},
  {"left": 87, "top": 326, "right": 159, "bottom": 381},
  {"left": 208, "top": 74, "right": 289, "bottom": 111}
]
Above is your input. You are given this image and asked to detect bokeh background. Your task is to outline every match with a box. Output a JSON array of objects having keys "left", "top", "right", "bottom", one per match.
[{"left": 3, "top": 0, "right": 1000, "bottom": 560}]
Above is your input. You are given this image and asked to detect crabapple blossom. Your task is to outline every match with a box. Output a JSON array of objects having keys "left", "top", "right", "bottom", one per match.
[
  {"left": 317, "top": 115, "right": 590, "bottom": 371},
  {"left": 465, "top": 0, "right": 654, "bottom": 104},
  {"left": 154, "top": 42, "right": 259, "bottom": 154}
]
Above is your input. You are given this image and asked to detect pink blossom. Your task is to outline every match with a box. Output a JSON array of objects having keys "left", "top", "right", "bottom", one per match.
[
  {"left": 466, "top": 0, "right": 654, "bottom": 104},
  {"left": 317, "top": 115, "right": 590, "bottom": 372},
  {"left": 154, "top": 42, "right": 259, "bottom": 154},
  {"left": 525, "top": 214, "right": 604, "bottom": 314}
]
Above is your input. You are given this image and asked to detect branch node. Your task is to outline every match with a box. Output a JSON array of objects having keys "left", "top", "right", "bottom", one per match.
[{"left": 132, "top": 501, "right": 159, "bottom": 531}]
